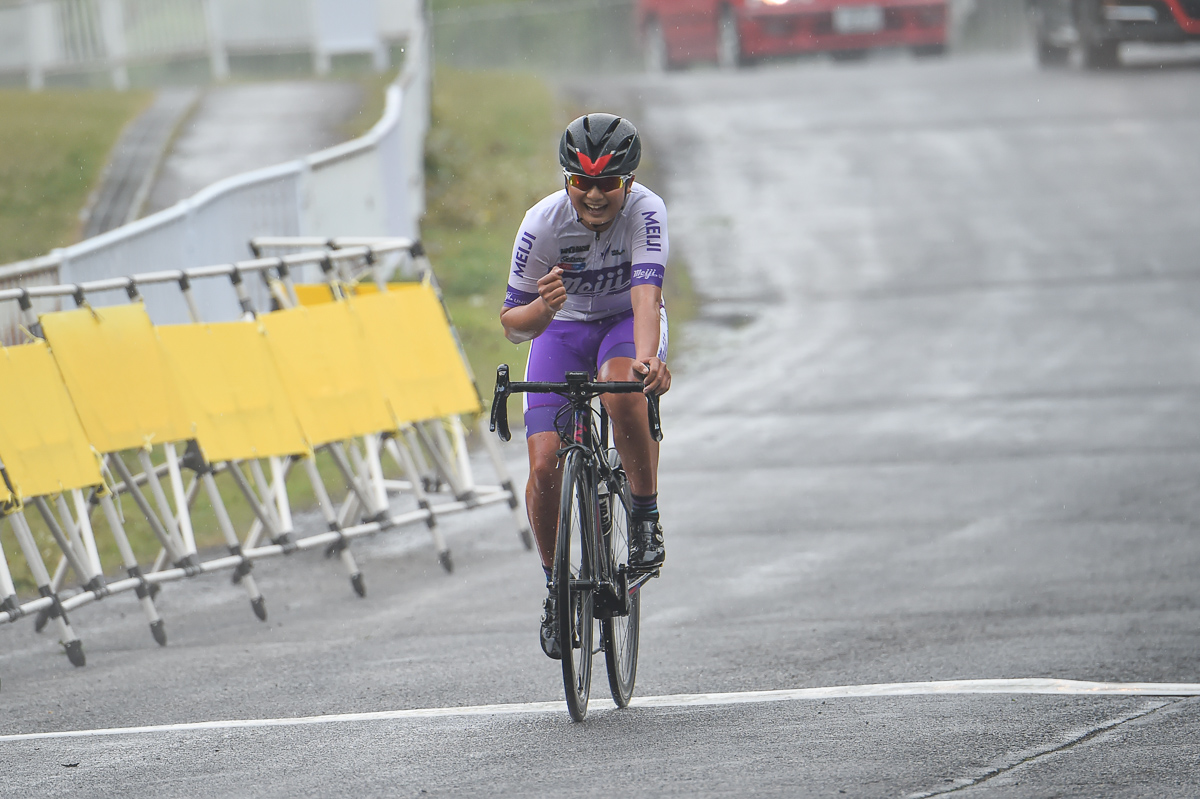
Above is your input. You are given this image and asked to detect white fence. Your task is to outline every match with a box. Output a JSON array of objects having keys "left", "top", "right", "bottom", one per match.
[
  {"left": 0, "top": 0, "right": 419, "bottom": 88},
  {"left": 0, "top": 0, "right": 429, "bottom": 339}
]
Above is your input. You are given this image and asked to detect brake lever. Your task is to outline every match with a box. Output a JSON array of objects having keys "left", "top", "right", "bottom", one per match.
[
  {"left": 639, "top": 371, "right": 663, "bottom": 442},
  {"left": 490, "top": 364, "right": 512, "bottom": 442},
  {"left": 646, "top": 391, "right": 662, "bottom": 443}
]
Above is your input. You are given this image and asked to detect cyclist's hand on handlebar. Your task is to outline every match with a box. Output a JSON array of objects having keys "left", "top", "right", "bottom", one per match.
[
  {"left": 538, "top": 268, "right": 567, "bottom": 314},
  {"left": 635, "top": 356, "right": 671, "bottom": 395}
]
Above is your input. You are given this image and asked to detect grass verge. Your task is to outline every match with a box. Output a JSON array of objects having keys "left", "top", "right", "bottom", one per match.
[
  {"left": 0, "top": 89, "right": 151, "bottom": 265},
  {"left": 422, "top": 67, "right": 562, "bottom": 387}
]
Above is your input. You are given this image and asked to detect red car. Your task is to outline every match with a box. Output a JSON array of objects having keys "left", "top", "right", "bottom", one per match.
[{"left": 637, "top": 0, "right": 949, "bottom": 69}]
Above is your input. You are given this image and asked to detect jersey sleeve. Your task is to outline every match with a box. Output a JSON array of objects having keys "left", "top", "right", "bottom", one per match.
[
  {"left": 630, "top": 193, "right": 669, "bottom": 289},
  {"left": 503, "top": 210, "right": 555, "bottom": 308}
]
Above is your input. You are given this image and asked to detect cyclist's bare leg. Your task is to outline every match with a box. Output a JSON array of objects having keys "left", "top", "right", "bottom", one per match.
[
  {"left": 526, "top": 357, "right": 658, "bottom": 573},
  {"left": 598, "top": 356, "right": 659, "bottom": 497},
  {"left": 526, "top": 431, "right": 564, "bottom": 571}
]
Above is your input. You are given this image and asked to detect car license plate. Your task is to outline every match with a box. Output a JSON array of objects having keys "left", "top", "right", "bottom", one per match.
[
  {"left": 1104, "top": 5, "right": 1157, "bottom": 22},
  {"left": 834, "top": 5, "right": 884, "bottom": 34}
]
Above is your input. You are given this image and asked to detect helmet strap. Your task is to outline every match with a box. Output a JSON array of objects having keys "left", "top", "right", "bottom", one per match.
[{"left": 619, "top": 180, "right": 633, "bottom": 212}]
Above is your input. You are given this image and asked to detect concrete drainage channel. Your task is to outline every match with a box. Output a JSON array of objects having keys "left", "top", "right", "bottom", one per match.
[{"left": 81, "top": 88, "right": 200, "bottom": 238}]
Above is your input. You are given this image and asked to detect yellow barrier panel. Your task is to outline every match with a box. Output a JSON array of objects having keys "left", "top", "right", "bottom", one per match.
[
  {"left": 293, "top": 283, "right": 380, "bottom": 306},
  {"left": 40, "top": 304, "right": 193, "bottom": 453},
  {"left": 259, "top": 302, "right": 393, "bottom": 446},
  {"left": 347, "top": 286, "right": 481, "bottom": 422},
  {"left": 157, "top": 322, "right": 308, "bottom": 464},
  {"left": 0, "top": 341, "right": 102, "bottom": 500}
]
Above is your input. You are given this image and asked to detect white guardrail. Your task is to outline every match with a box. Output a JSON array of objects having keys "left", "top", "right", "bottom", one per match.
[{"left": 0, "top": 0, "right": 429, "bottom": 343}]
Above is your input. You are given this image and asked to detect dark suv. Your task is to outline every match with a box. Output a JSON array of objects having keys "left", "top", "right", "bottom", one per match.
[{"left": 1027, "top": 0, "right": 1200, "bottom": 68}]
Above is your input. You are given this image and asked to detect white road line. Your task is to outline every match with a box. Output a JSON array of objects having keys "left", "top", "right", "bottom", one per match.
[{"left": 2, "top": 678, "right": 1198, "bottom": 743}]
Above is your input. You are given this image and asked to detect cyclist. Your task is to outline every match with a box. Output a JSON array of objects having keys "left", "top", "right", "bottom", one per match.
[{"left": 500, "top": 113, "right": 671, "bottom": 659}]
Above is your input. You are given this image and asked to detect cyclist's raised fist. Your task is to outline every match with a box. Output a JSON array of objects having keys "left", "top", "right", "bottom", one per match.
[{"left": 538, "top": 267, "right": 567, "bottom": 313}]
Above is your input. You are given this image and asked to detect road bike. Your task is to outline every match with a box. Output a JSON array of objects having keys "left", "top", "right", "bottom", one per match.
[{"left": 490, "top": 365, "right": 662, "bottom": 721}]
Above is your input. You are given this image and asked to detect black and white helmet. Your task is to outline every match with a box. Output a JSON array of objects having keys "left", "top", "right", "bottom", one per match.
[{"left": 558, "top": 113, "right": 641, "bottom": 177}]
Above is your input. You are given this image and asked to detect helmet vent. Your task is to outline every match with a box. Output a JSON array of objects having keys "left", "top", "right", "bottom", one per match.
[{"left": 559, "top": 113, "right": 641, "bottom": 177}]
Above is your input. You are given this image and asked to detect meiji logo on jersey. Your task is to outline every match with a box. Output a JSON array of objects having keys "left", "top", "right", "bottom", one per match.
[
  {"left": 562, "top": 262, "right": 631, "bottom": 296},
  {"left": 513, "top": 231, "right": 537, "bottom": 276},
  {"left": 641, "top": 211, "right": 663, "bottom": 253}
]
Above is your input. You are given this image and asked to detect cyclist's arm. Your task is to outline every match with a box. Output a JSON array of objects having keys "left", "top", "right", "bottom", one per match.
[
  {"left": 501, "top": 210, "right": 559, "bottom": 344},
  {"left": 628, "top": 193, "right": 670, "bottom": 394},
  {"left": 631, "top": 284, "right": 670, "bottom": 394},
  {"left": 501, "top": 267, "right": 565, "bottom": 344}
]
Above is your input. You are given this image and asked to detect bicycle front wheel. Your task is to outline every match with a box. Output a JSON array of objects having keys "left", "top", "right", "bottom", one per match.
[
  {"left": 602, "top": 462, "right": 640, "bottom": 707},
  {"left": 556, "top": 448, "right": 595, "bottom": 722}
]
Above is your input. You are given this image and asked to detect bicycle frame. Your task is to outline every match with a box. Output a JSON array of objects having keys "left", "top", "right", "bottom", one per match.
[
  {"left": 492, "top": 364, "right": 661, "bottom": 719},
  {"left": 490, "top": 365, "right": 663, "bottom": 606}
]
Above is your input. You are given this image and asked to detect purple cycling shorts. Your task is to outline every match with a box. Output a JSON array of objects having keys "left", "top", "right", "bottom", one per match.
[{"left": 523, "top": 307, "right": 668, "bottom": 437}]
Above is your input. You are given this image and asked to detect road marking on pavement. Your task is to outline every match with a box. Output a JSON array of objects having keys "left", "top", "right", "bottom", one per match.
[{"left": 3, "top": 678, "right": 1198, "bottom": 743}]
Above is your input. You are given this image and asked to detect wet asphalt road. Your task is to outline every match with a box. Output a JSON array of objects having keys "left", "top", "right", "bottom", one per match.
[{"left": 4, "top": 53, "right": 1200, "bottom": 796}]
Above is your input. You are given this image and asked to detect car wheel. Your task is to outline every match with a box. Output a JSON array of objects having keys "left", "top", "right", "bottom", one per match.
[
  {"left": 1036, "top": 36, "right": 1071, "bottom": 66},
  {"left": 1081, "top": 36, "right": 1118, "bottom": 69},
  {"left": 1077, "top": 0, "right": 1120, "bottom": 68},
  {"left": 716, "top": 7, "right": 742, "bottom": 70},
  {"left": 644, "top": 18, "right": 669, "bottom": 73},
  {"left": 912, "top": 43, "right": 947, "bottom": 58}
]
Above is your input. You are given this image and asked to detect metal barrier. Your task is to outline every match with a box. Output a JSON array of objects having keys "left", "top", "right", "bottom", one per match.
[
  {"left": 0, "top": 0, "right": 420, "bottom": 88},
  {"left": 0, "top": 239, "right": 531, "bottom": 671},
  {"left": 0, "top": 0, "right": 528, "bottom": 681},
  {"left": 0, "top": 0, "right": 429, "bottom": 342}
]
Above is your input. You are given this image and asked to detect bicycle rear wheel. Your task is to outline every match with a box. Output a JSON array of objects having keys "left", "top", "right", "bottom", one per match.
[
  {"left": 556, "top": 449, "right": 595, "bottom": 721},
  {"left": 602, "top": 462, "right": 640, "bottom": 707}
]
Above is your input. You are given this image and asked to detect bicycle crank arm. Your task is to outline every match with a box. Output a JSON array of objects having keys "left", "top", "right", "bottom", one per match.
[{"left": 626, "top": 569, "right": 660, "bottom": 593}]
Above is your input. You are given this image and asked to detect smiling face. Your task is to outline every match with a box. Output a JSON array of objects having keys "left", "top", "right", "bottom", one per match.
[{"left": 566, "top": 175, "right": 633, "bottom": 232}]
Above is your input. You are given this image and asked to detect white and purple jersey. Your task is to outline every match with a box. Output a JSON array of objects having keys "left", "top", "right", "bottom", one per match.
[{"left": 504, "top": 183, "right": 669, "bottom": 322}]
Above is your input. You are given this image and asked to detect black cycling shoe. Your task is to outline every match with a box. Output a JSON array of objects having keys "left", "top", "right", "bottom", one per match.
[
  {"left": 629, "top": 518, "right": 665, "bottom": 571},
  {"left": 540, "top": 589, "right": 561, "bottom": 660}
]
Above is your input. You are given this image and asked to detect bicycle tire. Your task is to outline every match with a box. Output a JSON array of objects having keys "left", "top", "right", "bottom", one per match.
[
  {"left": 556, "top": 448, "right": 595, "bottom": 721},
  {"left": 601, "top": 462, "right": 640, "bottom": 707}
]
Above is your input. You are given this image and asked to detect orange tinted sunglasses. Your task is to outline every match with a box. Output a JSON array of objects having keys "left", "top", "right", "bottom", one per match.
[{"left": 564, "top": 171, "right": 631, "bottom": 193}]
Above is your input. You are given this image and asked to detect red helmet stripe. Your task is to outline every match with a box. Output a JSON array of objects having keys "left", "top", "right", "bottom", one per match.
[{"left": 576, "top": 151, "right": 613, "bottom": 177}]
